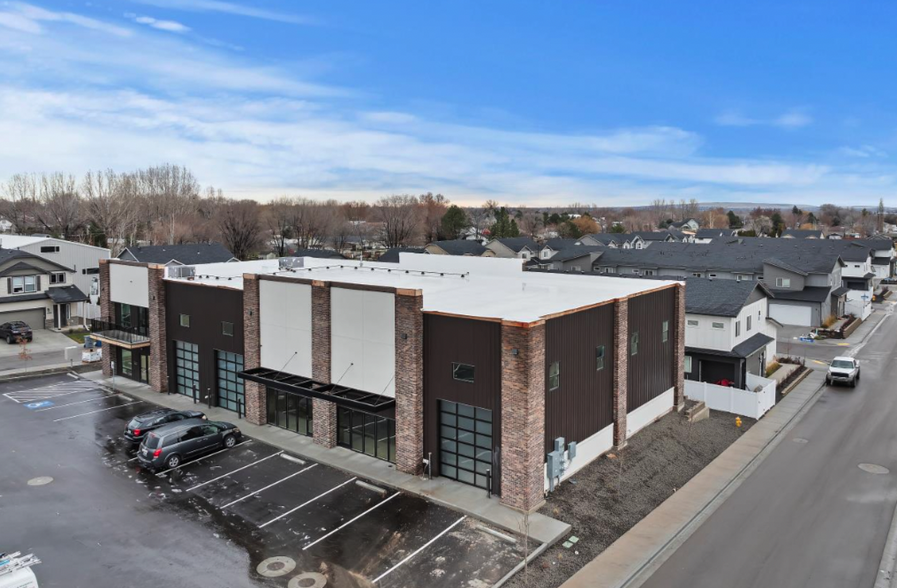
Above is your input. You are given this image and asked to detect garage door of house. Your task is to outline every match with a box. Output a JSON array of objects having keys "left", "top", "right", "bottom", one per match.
[
  {"left": 769, "top": 303, "right": 813, "bottom": 327},
  {"left": 0, "top": 308, "right": 45, "bottom": 331},
  {"left": 439, "top": 400, "right": 493, "bottom": 490}
]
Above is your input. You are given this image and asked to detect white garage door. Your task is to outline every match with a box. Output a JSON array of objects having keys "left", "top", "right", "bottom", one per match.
[
  {"left": 769, "top": 303, "right": 812, "bottom": 327},
  {"left": 0, "top": 308, "right": 46, "bottom": 330}
]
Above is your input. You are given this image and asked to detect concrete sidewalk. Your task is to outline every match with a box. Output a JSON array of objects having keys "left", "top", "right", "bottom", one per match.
[
  {"left": 79, "top": 369, "right": 570, "bottom": 548},
  {"left": 561, "top": 369, "right": 827, "bottom": 588}
]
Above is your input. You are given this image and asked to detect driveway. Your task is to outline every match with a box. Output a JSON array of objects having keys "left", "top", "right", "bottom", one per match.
[
  {"left": 0, "top": 330, "right": 79, "bottom": 372},
  {"left": 0, "top": 374, "right": 528, "bottom": 588}
]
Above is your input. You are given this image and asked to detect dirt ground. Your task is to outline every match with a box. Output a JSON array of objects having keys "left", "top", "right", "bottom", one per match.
[{"left": 505, "top": 408, "right": 755, "bottom": 588}]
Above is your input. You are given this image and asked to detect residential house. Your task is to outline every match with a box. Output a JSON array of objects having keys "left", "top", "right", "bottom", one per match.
[
  {"left": 378, "top": 247, "right": 426, "bottom": 263},
  {"left": 683, "top": 278, "right": 777, "bottom": 389},
  {"left": 539, "top": 246, "right": 605, "bottom": 272},
  {"left": 628, "top": 231, "right": 680, "bottom": 245},
  {"left": 670, "top": 218, "right": 700, "bottom": 232},
  {"left": 578, "top": 233, "right": 646, "bottom": 249},
  {"left": 0, "top": 248, "right": 89, "bottom": 330},
  {"left": 694, "top": 228, "right": 738, "bottom": 243},
  {"left": 485, "top": 237, "right": 540, "bottom": 260},
  {"left": 118, "top": 243, "right": 238, "bottom": 266},
  {"left": 538, "top": 238, "right": 579, "bottom": 261},
  {"left": 424, "top": 240, "right": 491, "bottom": 256},
  {"left": 0, "top": 234, "right": 109, "bottom": 319},
  {"left": 782, "top": 229, "right": 823, "bottom": 239},
  {"left": 98, "top": 254, "right": 685, "bottom": 511}
]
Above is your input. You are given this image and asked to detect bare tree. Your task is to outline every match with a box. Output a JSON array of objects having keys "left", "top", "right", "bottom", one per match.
[
  {"left": 265, "top": 197, "right": 295, "bottom": 256},
  {"left": 36, "top": 172, "right": 83, "bottom": 239},
  {"left": 136, "top": 164, "right": 200, "bottom": 245},
  {"left": 418, "top": 192, "right": 448, "bottom": 242},
  {"left": 375, "top": 195, "right": 420, "bottom": 248},
  {"left": 83, "top": 170, "right": 140, "bottom": 256},
  {"left": 517, "top": 209, "right": 542, "bottom": 239},
  {"left": 290, "top": 198, "right": 336, "bottom": 249},
  {"left": 216, "top": 200, "right": 262, "bottom": 260},
  {"left": 0, "top": 173, "right": 39, "bottom": 233}
]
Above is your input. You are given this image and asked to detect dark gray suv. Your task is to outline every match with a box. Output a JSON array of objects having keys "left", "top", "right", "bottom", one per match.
[{"left": 136, "top": 419, "right": 242, "bottom": 470}]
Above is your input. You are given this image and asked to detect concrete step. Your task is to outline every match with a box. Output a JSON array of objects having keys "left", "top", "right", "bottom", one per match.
[{"left": 685, "top": 401, "right": 709, "bottom": 423}]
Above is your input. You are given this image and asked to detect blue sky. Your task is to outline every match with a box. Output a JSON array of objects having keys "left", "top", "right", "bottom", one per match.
[{"left": 1, "top": 0, "right": 896, "bottom": 206}]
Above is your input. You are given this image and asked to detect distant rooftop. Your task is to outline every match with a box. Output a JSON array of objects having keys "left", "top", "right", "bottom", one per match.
[{"left": 120, "top": 243, "right": 236, "bottom": 265}]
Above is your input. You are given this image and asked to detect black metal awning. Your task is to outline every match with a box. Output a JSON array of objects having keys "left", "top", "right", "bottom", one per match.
[{"left": 238, "top": 367, "right": 396, "bottom": 416}]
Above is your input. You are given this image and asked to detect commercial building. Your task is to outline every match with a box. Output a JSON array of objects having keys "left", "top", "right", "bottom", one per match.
[{"left": 96, "top": 255, "right": 685, "bottom": 512}]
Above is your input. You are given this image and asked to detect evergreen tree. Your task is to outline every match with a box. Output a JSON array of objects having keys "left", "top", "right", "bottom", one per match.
[
  {"left": 489, "top": 207, "right": 520, "bottom": 238},
  {"left": 440, "top": 205, "right": 469, "bottom": 240}
]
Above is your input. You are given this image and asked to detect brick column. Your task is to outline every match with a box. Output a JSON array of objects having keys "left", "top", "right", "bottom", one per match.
[
  {"left": 243, "top": 275, "right": 265, "bottom": 426},
  {"left": 147, "top": 265, "right": 168, "bottom": 393},
  {"left": 99, "top": 260, "right": 112, "bottom": 377},
  {"left": 312, "top": 281, "right": 337, "bottom": 448},
  {"left": 500, "top": 320, "right": 546, "bottom": 513},
  {"left": 613, "top": 298, "right": 629, "bottom": 449},
  {"left": 672, "top": 283, "right": 686, "bottom": 411},
  {"left": 395, "top": 290, "right": 424, "bottom": 475}
]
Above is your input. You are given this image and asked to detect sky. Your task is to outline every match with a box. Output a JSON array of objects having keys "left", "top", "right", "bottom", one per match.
[{"left": 1, "top": 0, "right": 896, "bottom": 206}]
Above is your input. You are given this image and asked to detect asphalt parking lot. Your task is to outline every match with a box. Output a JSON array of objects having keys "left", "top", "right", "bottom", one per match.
[{"left": 0, "top": 374, "right": 529, "bottom": 588}]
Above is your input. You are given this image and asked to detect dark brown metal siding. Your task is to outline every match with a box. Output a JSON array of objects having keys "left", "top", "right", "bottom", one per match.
[
  {"left": 165, "top": 282, "right": 245, "bottom": 405},
  {"left": 423, "top": 314, "right": 502, "bottom": 495},
  {"left": 544, "top": 304, "right": 615, "bottom": 454},
  {"left": 627, "top": 288, "right": 676, "bottom": 411}
]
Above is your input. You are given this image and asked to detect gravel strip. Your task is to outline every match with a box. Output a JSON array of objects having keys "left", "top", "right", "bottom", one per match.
[{"left": 506, "top": 408, "right": 754, "bottom": 588}]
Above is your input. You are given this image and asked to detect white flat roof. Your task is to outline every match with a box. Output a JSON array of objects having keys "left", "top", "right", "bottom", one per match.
[{"left": 167, "top": 254, "right": 679, "bottom": 323}]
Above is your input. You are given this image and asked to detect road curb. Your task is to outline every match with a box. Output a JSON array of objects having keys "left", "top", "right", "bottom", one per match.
[{"left": 0, "top": 363, "right": 98, "bottom": 383}]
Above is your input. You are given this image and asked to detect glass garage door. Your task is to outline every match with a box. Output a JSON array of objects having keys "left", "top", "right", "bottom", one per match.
[
  {"left": 439, "top": 400, "right": 493, "bottom": 489},
  {"left": 215, "top": 350, "right": 244, "bottom": 414},
  {"left": 174, "top": 340, "right": 200, "bottom": 400}
]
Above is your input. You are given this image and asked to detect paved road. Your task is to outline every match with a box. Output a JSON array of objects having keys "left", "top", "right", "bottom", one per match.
[{"left": 642, "top": 306, "right": 897, "bottom": 588}]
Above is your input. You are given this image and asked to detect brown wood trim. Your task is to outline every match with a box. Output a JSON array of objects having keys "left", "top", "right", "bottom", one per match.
[
  {"left": 500, "top": 318, "right": 545, "bottom": 328},
  {"left": 103, "top": 259, "right": 148, "bottom": 268},
  {"left": 423, "top": 310, "right": 503, "bottom": 323},
  {"left": 396, "top": 288, "right": 422, "bottom": 297},
  {"left": 539, "top": 298, "right": 614, "bottom": 321}
]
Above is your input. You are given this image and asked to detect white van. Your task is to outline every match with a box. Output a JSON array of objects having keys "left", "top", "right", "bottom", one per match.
[{"left": 0, "top": 553, "right": 39, "bottom": 588}]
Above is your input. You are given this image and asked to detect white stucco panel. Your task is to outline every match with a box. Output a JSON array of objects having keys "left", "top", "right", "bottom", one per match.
[
  {"left": 259, "top": 280, "right": 312, "bottom": 378},
  {"left": 627, "top": 388, "right": 674, "bottom": 438},
  {"left": 331, "top": 287, "right": 396, "bottom": 397},
  {"left": 109, "top": 264, "right": 149, "bottom": 308}
]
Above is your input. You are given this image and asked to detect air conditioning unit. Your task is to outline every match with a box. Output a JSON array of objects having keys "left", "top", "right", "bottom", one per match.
[{"left": 279, "top": 257, "right": 304, "bottom": 270}]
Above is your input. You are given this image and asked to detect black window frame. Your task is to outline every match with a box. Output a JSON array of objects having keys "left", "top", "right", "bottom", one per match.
[
  {"left": 631, "top": 331, "right": 639, "bottom": 356},
  {"left": 662, "top": 320, "right": 669, "bottom": 342},
  {"left": 548, "top": 361, "right": 560, "bottom": 391},
  {"left": 596, "top": 345, "right": 606, "bottom": 371},
  {"left": 40, "top": 245, "right": 59, "bottom": 253},
  {"left": 222, "top": 321, "right": 234, "bottom": 337},
  {"left": 452, "top": 362, "right": 475, "bottom": 383},
  {"left": 179, "top": 314, "right": 190, "bottom": 328},
  {"left": 50, "top": 272, "right": 66, "bottom": 284}
]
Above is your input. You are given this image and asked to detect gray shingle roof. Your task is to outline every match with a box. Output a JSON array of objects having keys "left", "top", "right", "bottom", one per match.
[
  {"left": 583, "top": 233, "right": 624, "bottom": 246},
  {"left": 688, "top": 332, "right": 773, "bottom": 359},
  {"left": 429, "top": 240, "right": 487, "bottom": 255},
  {"left": 695, "top": 229, "right": 735, "bottom": 239},
  {"left": 684, "top": 278, "right": 769, "bottom": 317},
  {"left": 47, "top": 284, "right": 88, "bottom": 304},
  {"left": 628, "top": 231, "right": 674, "bottom": 242},
  {"left": 493, "top": 237, "right": 538, "bottom": 253},
  {"left": 782, "top": 229, "right": 824, "bottom": 239},
  {"left": 120, "top": 243, "right": 236, "bottom": 265},
  {"left": 378, "top": 247, "right": 426, "bottom": 263},
  {"left": 548, "top": 246, "right": 605, "bottom": 263},
  {"left": 767, "top": 286, "right": 832, "bottom": 303}
]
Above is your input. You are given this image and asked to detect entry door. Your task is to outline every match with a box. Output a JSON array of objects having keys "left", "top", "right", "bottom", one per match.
[{"left": 438, "top": 400, "right": 493, "bottom": 490}]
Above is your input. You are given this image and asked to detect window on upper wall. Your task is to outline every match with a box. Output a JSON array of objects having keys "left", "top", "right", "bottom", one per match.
[
  {"left": 662, "top": 320, "right": 670, "bottom": 342},
  {"left": 50, "top": 272, "right": 65, "bottom": 284},
  {"left": 222, "top": 321, "right": 234, "bottom": 337},
  {"left": 596, "top": 346, "right": 606, "bottom": 371},
  {"left": 548, "top": 361, "right": 560, "bottom": 390},
  {"left": 684, "top": 355, "right": 692, "bottom": 373},
  {"left": 712, "top": 322, "right": 725, "bottom": 330},
  {"left": 692, "top": 273, "right": 702, "bottom": 278},
  {"left": 776, "top": 277, "right": 791, "bottom": 288},
  {"left": 82, "top": 268, "right": 99, "bottom": 275},
  {"left": 735, "top": 321, "right": 741, "bottom": 337},
  {"left": 630, "top": 332, "right": 639, "bottom": 356},
  {"left": 747, "top": 316, "right": 752, "bottom": 331},
  {"left": 40, "top": 245, "right": 59, "bottom": 253},
  {"left": 644, "top": 270, "right": 655, "bottom": 276},
  {"left": 11, "top": 276, "right": 37, "bottom": 293},
  {"left": 452, "top": 362, "right": 475, "bottom": 383},
  {"left": 687, "top": 319, "right": 699, "bottom": 327},
  {"left": 179, "top": 314, "right": 190, "bottom": 328}
]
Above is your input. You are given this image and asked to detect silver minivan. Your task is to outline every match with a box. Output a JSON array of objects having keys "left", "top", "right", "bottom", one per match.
[{"left": 136, "top": 419, "right": 241, "bottom": 470}]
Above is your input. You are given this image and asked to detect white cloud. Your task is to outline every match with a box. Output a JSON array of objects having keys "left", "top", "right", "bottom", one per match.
[
  {"left": 0, "top": 11, "right": 42, "bottom": 33},
  {"left": 8, "top": 2, "right": 132, "bottom": 36},
  {"left": 129, "top": 0, "right": 317, "bottom": 25},
  {"left": 714, "top": 108, "right": 813, "bottom": 129},
  {"left": 839, "top": 145, "right": 887, "bottom": 159},
  {"left": 130, "top": 14, "right": 190, "bottom": 33}
]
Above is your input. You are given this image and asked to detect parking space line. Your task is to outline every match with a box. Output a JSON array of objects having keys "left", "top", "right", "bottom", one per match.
[
  {"left": 186, "top": 451, "right": 283, "bottom": 492},
  {"left": 52, "top": 401, "right": 143, "bottom": 422},
  {"left": 259, "top": 477, "right": 358, "bottom": 529},
  {"left": 302, "top": 491, "right": 401, "bottom": 551},
  {"left": 154, "top": 440, "right": 253, "bottom": 477},
  {"left": 35, "top": 394, "right": 110, "bottom": 411},
  {"left": 372, "top": 515, "right": 467, "bottom": 584},
  {"left": 221, "top": 464, "right": 318, "bottom": 509}
]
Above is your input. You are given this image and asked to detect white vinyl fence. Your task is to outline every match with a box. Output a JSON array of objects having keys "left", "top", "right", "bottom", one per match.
[{"left": 685, "top": 373, "right": 776, "bottom": 419}]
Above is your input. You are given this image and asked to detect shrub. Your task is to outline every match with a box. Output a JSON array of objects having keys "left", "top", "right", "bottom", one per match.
[{"left": 765, "top": 361, "right": 781, "bottom": 377}]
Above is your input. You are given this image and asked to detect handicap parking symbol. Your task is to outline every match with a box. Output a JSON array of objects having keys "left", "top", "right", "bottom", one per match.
[{"left": 25, "top": 401, "right": 54, "bottom": 410}]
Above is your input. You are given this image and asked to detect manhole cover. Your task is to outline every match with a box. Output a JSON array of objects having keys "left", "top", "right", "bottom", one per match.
[
  {"left": 257, "top": 557, "right": 296, "bottom": 578},
  {"left": 793, "top": 438, "right": 808, "bottom": 444},
  {"left": 288, "top": 573, "right": 327, "bottom": 588},
  {"left": 859, "top": 463, "right": 890, "bottom": 475},
  {"left": 27, "top": 476, "right": 53, "bottom": 486}
]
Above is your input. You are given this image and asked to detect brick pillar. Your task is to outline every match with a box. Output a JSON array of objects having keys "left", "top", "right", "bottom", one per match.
[
  {"left": 395, "top": 290, "right": 424, "bottom": 475},
  {"left": 613, "top": 298, "right": 629, "bottom": 449},
  {"left": 312, "top": 281, "right": 337, "bottom": 448},
  {"left": 243, "top": 275, "right": 265, "bottom": 426},
  {"left": 99, "top": 260, "right": 112, "bottom": 377},
  {"left": 500, "top": 320, "right": 546, "bottom": 513},
  {"left": 673, "top": 283, "right": 686, "bottom": 411},
  {"left": 147, "top": 265, "right": 168, "bottom": 393}
]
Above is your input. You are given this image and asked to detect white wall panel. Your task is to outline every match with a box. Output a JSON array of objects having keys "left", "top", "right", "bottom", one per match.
[
  {"left": 544, "top": 423, "right": 614, "bottom": 490},
  {"left": 331, "top": 287, "right": 396, "bottom": 397},
  {"left": 259, "top": 280, "right": 312, "bottom": 378},
  {"left": 109, "top": 264, "right": 149, "bottom": 308},
  {"left": 627, "top": 387, "right": 674, "bottom": 437}
]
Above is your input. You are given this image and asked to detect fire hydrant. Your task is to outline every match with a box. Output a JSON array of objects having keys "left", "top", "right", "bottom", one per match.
[{"left": 735, "top": 416, "right": 742, "bottom": 428}]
